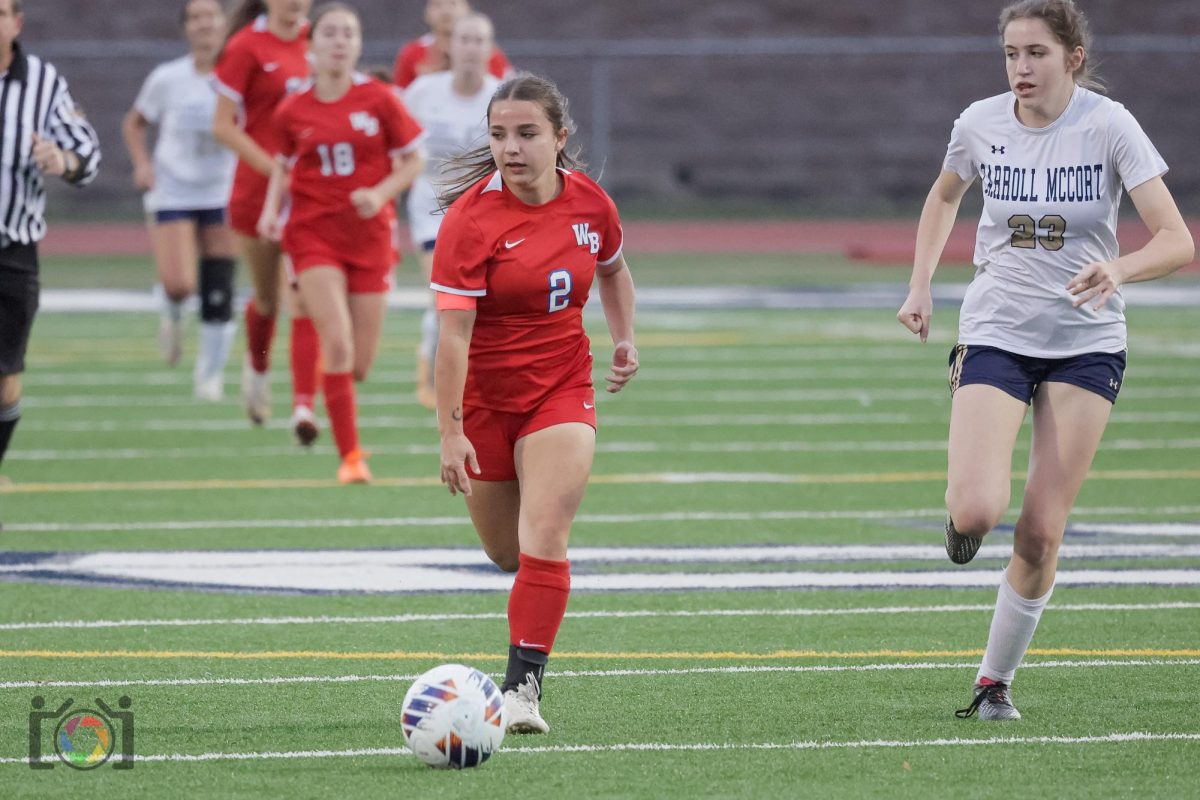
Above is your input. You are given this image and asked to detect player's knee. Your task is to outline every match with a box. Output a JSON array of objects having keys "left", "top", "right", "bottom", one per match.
[
  {"left": 484, "top": 546, "right": 519, "bottom": 573},
  {"left": 162, "top": 279, "right": 195, "bottom": 303},
  {"left": 0, "top": 375, "right": 21, "bottom": 406},
  {"left": 352, "top": 363, "right": 370, "bottom": 382},
  {"left": 1013, "top": 516, "right": 1063, "bottom": 567},
  {"left": 321, "top": 337, "right": 353, "bottom": 373},
  {"left": 198, "top": 258, "right": 235, "bottom": 323},
  {"left": 946, "top": 488, "right": 1007, "bottom": 537}
]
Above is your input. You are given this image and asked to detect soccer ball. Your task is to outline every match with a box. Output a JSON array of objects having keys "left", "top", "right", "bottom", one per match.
[{"left": 401, "top": 663, "right": 507, "bottom": 769}]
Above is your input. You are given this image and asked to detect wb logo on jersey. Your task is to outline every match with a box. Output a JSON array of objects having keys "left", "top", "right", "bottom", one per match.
[
  {"left": 349, "top": 112, "right": 379, "bottom": 137},
  {"left": 572, "top": 222, "right": 600, "bottom": 254}
]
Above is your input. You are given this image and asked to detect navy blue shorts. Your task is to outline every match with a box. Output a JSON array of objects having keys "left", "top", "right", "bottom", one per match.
[
  {"left": 154, "top": 207, "right": 227, "bottom": 226},
  {"left": 948, "top": 344, "right": 1127, "bottom": 405},
  {"left": 420, "top": 238, "right": 436, "bottom": 252}
]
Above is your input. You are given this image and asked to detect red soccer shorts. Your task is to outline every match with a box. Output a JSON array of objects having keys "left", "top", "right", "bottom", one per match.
[
  {"left": 285, "top": 236, "right": 394, "bottom": 294},
  {"left": 464, "top": 387, "right": 598, "bottom": 482}
]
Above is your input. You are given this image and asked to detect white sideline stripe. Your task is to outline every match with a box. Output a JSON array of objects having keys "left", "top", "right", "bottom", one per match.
[
  {"left": 23, "top": 363, "right": 1200, "bottom": 387},
  {"left": 13, "top": 437, "right": 1200, "bottom": 462},
  {"left": 23, "top": 387, "right": 1200, "bottom": 409},
  {"left": 2, "top": 602, "right": 1195, "bottom": 632},
  {"left": 8, "top": 543, "right": 1194, "bottom": 572},
  {"left": 8, "top": 506, "right": 1200, "bottom": 534},
  {"left": 19, "top": 410, "right": 1200, "bottom": 432},
  {"left": 3, "top": 731, "right": 1198, "bottom": 764},
  {"left": 2, "top": 658, "right": 1197, "bottom": 692}
]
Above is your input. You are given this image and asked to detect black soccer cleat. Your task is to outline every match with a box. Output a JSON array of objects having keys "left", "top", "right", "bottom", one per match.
[{"left": 944, "top": 514, "right": 982, "bottom": 564}]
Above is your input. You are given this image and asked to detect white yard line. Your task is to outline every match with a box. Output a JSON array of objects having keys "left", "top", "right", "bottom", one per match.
[
  {"left": 1, "top": 602, "right": 1196, "bottom": 632},
  {"left": 3, "top": 730, "right": 1197, "bottom": 765}
]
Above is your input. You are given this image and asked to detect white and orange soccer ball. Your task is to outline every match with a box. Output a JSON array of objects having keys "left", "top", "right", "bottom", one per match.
[{"left": 401, "top": 663, "right": 507, "bottom": 768}]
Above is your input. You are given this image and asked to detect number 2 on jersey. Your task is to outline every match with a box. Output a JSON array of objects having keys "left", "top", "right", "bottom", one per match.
[
  {"left": 548, "top": 269, "right": 572, "bottom": 313},
  {"left": 1009, "top": 214, "right": 1066, "bottom": 251},
  {"left": 316, "top": 142, "right": 355, "bottom": 176}
]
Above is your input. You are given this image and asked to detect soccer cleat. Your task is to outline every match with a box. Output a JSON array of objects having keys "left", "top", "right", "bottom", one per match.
[
  {"left": 158, "top": 316, "right": 183, "bottom": 367},
  {"left": 503, "top": 672, "right": 549, "bottom": 734},
  {"left": 193, "top": 372, "right": 224, "bottom": 402},
  {"left": 415, "top": 351, "right": 436, "bottom": 410},
  {"left": 337, "top": 449, "right": 372, "bottom": 484},
  {"left": 290, "top": 405, "right": 319, "bottom": 447},
  {"left": 955, "top": 678, "right": 1021, "bottom": 721},
  {"left": 945, "top": 514, "right": 982, "bottom": 564},
  {"left": 241, "top": 358, "right": 271, "bottom": 426}
]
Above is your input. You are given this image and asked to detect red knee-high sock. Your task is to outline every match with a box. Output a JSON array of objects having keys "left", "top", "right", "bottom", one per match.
[
  {"left": 290, "top": 317, "right": 320, "bottom": 409},
  {"left": 322, "top": 371, "right": 359, "bottom": 458},
  {"left": 508, "top": 553, "right": 571, "bottom": 654},
  {"left": 244, "top": 299, "right": 276, "bottom": 373}
]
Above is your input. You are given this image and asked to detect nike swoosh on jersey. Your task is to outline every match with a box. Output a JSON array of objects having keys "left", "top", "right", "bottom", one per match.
[
  {"left": 504, "top": 238, "right": 526, "bottom": 249},
  {"left": 583, "top": 402, "right": 594, "bottom": 409},
  {"left": 263, "top": 62, "right": 279, "bottom": 72}
]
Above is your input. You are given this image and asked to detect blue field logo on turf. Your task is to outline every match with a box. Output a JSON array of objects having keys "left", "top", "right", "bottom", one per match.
[{"left": 28, "top": 695, "right": 135, "bottom": 770}]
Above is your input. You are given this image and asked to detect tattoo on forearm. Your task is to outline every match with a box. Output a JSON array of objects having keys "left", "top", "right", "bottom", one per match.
[{"left": 451, "top": 407, "right": 462, "bottom": 421}]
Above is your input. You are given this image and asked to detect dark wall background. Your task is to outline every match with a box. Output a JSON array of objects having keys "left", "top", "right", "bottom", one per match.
[{"left": 20, "top": 1, "right": 1200, "bottom": 219}]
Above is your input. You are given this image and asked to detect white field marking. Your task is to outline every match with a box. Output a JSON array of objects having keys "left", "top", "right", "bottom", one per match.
[
  {"left": 2, "top": 544, "right": 1196, "bottom": 574},
  {"left": 12, "top": 437, "right": 1200, "bottom": 463},
  {"left": 2, "top": 549, "right": 1198, "bottom": 592},
  {"left": 9, "top": 508, "right": 1200, "bottom": 535},
  {"left": 17, "top": 410, "right": 1200, "bottom": 433},
  {"left": 2, "top": 658, "right": 1198, "bottom": 692},
  {"left": 24, "top": 386, "right": 1200, "bottom": 411},
  {"left": 1072, "top": 523, "right": 1200, "bottom": 536},
  {"left": 2, "top": 602, "right": 1195, "bottom": 633},
  {"left": 4, "top": 731, "right": 1199, "bottom": 765}
]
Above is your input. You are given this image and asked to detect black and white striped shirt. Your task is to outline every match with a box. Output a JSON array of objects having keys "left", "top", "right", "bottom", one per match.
[{"left": 0, "top": 41, "right": 100, "bottom": 246}]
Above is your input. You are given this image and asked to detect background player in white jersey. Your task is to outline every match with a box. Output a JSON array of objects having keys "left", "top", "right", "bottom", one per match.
[
  {"left": 122, "top": 0, "right": 238, "bottom": 400},
  {"left": 896, "top": 0, "right": 1193, "bottom": 721},
  {"left": 403, "top": 12, "right": 499, "bottom": 408}
]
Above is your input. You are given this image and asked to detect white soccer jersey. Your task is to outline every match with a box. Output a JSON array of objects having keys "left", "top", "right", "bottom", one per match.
[
  {"left": 134, "top": 56, "right": 236, "bottom": 212},
  {"left": 944, "top": 86, "right": 1167, "bottom": 357},
  {"left": 402, "top": 72, "right": 499, "bottom": 246}
]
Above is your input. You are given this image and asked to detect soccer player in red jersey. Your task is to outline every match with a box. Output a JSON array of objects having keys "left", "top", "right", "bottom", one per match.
[
  {"left": 433, "top": 75, "right": 638, "bottom": 734},
  {"left": 391, "top": 0, "right": 511, "bottom": 90},
  {"left": 213, "top": 0, "right": 323, "bottom": 441},
  {"left": 259, "top": 3, "right": 425, "bottom": 483}
]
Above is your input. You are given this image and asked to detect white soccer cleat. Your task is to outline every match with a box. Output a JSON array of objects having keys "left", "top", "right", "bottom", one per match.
[
  {"left": 503, "top": 673, "right": 550, "bottom": 734},
  {"left": 193, "top": 372, "right": 224, "bottom": 402},
  {"left": 158, "top": 316, "right": 183, "bottom": 367},
  {"left": 290, "top": 405, "right": 319, "bottom": 447},
  {"left": 241, "top": 358, "right": 271, "bottom": 426}
]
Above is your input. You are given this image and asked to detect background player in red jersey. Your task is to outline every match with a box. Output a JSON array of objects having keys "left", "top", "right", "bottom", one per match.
[
  {"left": 259, "top": 2, "right": 424, "bottom": 483},
  {"left": 213, "top": 0, "right": 322, "bottom": 440},
  {"left": 432, "top": 75, "right": 638, "bottom": 734},
  {"left": 392, "top": 0, "right": 511, "bottom": 90}
]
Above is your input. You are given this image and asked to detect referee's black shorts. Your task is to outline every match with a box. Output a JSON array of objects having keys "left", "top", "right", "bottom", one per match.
[{"left": 0, "top": 241, "right": 39, "bottom": 376}]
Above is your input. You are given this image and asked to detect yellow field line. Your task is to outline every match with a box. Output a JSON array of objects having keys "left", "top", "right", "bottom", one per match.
[
  {"left": 3, "top": 648, "right": 1198, "bottom": 661},
  {"left": 4, "top": 469, "right": 1200, "bottom": 494}
]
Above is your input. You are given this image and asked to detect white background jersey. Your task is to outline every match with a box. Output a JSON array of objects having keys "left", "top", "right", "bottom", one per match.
[
  {"left": 402, "top": 72, "right": 499, "bottom": 246},
  {"left": 134, "top": 55, "right": 236, "bottom": 212},
  {"left": 944, "top": 86, "right": 1167, "bottom": 357}
]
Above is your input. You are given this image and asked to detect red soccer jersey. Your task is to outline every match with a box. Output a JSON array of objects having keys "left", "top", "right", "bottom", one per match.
[
  {"left": 273, "top": 74, "right": 425, "bottom": 267},
  {"left": 213, "top": 15, "right": 310, "bottom": 202},
  {"left": 432, "top": 169, "right": 624, "bottom": 413},
  {"left": 391, "top": 33, "right": 511, "bottom": 89}
]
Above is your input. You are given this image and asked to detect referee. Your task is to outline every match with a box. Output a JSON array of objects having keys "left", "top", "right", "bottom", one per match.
[{"left": 0, "top": 0, "right": 100, "bottom": 473}]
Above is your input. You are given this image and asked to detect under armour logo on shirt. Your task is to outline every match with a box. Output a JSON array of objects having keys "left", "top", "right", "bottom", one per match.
[{"left": 991, "top": 145, "right": 1006, "bottom": 155}]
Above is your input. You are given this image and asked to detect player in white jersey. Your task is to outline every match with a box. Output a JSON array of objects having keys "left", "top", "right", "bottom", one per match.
[
  {"left": 122, "top": 0, "right": 238, "bottom": 401},
  {"left": 897, "top": 0, "right": 1193, "bottom": 721},
  {"left": 402, "top": 12, "right": 499, "bottom": 408}
]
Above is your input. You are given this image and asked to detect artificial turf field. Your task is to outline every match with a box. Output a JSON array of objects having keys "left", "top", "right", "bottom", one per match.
[{"left": 1, "top": 252, "right": 1198, "bottom": 797}]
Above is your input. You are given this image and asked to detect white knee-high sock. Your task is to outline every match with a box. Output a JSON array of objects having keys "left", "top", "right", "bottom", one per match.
[{"left": 976, "top": 568, "right": 1053, "bottom": 685}]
